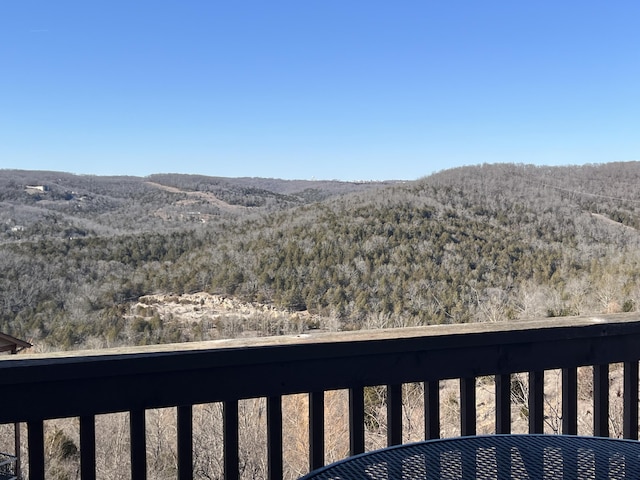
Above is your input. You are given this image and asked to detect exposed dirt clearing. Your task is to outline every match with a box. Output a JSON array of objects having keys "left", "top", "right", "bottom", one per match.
[
  {"left": 145, "top": 181, "right": 248, "bottom": 213},
  {"left": 590, "top": 212, "right": 637, "bottom": 232}
]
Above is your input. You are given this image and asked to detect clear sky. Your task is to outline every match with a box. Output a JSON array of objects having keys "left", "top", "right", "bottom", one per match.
[{"left": 1, "top": 1, "right": 639, "bottom": 181}]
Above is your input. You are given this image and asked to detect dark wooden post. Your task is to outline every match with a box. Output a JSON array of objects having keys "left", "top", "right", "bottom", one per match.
[{"left": 14, "top": 422, "right": 21, "bottom": 480}]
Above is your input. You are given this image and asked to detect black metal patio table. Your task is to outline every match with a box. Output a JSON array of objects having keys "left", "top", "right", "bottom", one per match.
[{"left": 300, "top": 434, "right": 640, "bottom": 480}]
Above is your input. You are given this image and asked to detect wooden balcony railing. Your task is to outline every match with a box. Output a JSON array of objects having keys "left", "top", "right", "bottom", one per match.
[{"left": 1, "top": 313, "right": 640, "bottom": 479}]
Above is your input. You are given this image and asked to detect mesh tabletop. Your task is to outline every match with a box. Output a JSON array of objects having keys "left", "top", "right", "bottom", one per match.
[{"left": 300, "top": 435, "right": 640, "bottom": 480}]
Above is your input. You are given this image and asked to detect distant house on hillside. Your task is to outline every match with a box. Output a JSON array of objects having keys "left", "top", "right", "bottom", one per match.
[
  {"left": 0, "top": 332, "right": 31, "bottom": 355},
  {"left": 25, "top": 185, "right": 49, "bottom": 194}
]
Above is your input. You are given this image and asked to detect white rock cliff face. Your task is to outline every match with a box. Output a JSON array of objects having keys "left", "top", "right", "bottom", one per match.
[{"left": 131, "top": 292, "right": 319, "bottom": 339}]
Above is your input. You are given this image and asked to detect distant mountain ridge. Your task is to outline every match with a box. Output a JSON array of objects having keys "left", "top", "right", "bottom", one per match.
[{"left": 0, "top": 169, "right": 397, "bottom": 240}]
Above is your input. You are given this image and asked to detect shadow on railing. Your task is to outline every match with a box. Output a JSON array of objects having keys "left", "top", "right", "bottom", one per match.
[{"left": 1, "top": 313, "right": 640, "bottom": 480}]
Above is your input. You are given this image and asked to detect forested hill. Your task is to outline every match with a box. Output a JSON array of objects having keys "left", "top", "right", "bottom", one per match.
[{"left": 2, "top": 163, "right": 640, "bottom": 349}]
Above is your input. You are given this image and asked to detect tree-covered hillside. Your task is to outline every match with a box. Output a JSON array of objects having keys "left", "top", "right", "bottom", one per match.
[
  {"left": 2, "top": 163, "right": 640, "bottom": 349},
  {"left": 0, "top": 170, "right": 392, "bottom": 240},
  {"left": 193, "top": 162, "right": 640, "bottom": 325}
]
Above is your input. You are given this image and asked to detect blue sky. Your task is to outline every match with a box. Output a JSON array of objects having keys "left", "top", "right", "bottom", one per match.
[{"left": 1, "top": 1, "right": 639, "bottom": 181}]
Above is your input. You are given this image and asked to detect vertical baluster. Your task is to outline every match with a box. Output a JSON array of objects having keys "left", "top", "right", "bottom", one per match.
[
  {"left": 80, "top": 415, "right": 96, "bottom": 480},
  {"left": 528, "top": 371, "right": 544, "bottom": 433},
  {"left": 495, "top": 374, "right": 511, "bottom": 434},
  {"left": 349, "top": 387, "right": 365, "bottom": 455},
  {"left": 14, "top": 422, "right": 21, "bottom": 480},
  {"left": 27, "top": 420, "right": 45, "bottom": 480},
  {"left": 177, "top": 405, "right": 193, "bottom": 480},
  {"left": 130, "top": 409, "right": 147, "bottom": 480},
  {"left": 223, "top": 401, "right": 239, "bottom": 480},
  {"left": 309, "top": 391, "right": 324, "bottom": 471},
  {"left": 424, "top": 380, "right": 440, "bottom": 439},
  {"left": 387, "top": 384, "right": 403, "bottom": 446},
  {"left": 386, "top": 384, "right": 404, "bottom": 480},
  {"left": 460, "top": 377, "right": 476, "bottom": 436},
  {"left": 562, "top": 367, "right": 578, "bottom": 435},
  {"left": 623, "top": 361, "right": 639, "bottom": 439},
  {"left": 267, "top": 396, "right": 283, "bottom": 480},
  {"left": 593, "top": 364, "right": 609, "bottom": 437}
]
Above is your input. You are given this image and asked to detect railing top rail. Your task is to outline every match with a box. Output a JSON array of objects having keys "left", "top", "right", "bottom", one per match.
[{"left": 1, "top": 313, "right": 638, "bottom": 365}]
